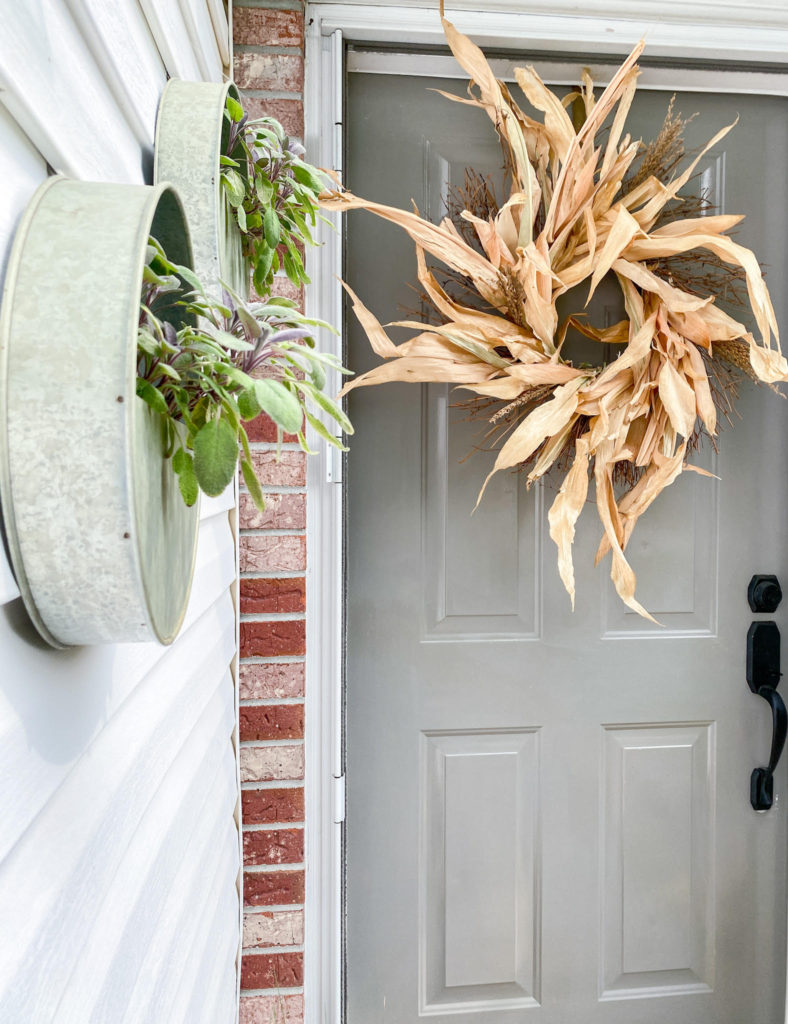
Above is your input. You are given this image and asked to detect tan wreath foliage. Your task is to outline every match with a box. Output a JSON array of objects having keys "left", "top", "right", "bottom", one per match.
[{"left": 321, "top": 14, "right": 788, "bottom": 621}]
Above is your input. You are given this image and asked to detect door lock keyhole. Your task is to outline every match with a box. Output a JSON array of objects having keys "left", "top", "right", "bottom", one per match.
[{"left": 748, "top": 574, "right": 783, "bottom": 613}]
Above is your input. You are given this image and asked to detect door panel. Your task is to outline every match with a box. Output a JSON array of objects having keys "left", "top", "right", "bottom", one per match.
[
  {"left": 424, "top": 387, "right": 541, "bottom": 640},
  {"left": 422, "top": 730, "right": 540, "bottom": 1012},
  {"left": 345, "top": 66, "right": 788, "bottom": 1023}
]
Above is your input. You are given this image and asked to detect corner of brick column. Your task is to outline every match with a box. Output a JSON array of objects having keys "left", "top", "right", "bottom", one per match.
[{"left": 233, "top": 3, "right": 309, "bottom": 1019}]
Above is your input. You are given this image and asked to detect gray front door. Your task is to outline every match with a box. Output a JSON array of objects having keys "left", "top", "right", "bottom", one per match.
[{"left": 344, "top": 61, "right": 788, "bottom": 1023}]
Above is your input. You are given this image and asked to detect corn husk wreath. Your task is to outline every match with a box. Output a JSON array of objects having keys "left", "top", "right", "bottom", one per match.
[{"left": 321, "top": 11, "right": 788, "bottom": 621}]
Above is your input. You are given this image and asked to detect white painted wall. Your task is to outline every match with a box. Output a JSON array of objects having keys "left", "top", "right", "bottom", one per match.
[{"left": 0, "top": 3, "right": 240, "bottom": 1021}]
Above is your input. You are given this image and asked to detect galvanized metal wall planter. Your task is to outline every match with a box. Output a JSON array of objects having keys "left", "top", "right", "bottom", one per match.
[
  {"left": 154, "top": 79, "right": 247, "bottom": 297},
  {"left": 0, "top": 176, "right": 200, "bottom": 648}
]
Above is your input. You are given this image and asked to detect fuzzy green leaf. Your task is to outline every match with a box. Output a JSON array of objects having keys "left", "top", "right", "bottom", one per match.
[
  {"left": 253, "top": 379, "right": 303, "bottom": 434},
  {"left": 192, "top": 417, "right": 238, "bottom": 496},
  {"left": 241, "top": 458, "right": 266, "bottom": 512},
  {"left": 136, "top": 379, "right": 169, "bottom": 415},
  {"left": 299, "top": 381, "right": 353, "bottom": 434},
  {"left": 263, "top": 207, "right": 281, "bottom": 249},
  {"left": 226, "top": 94, "right": 244, "bottom": 122},
  {"left": 172, "top": 447, "right": 199, "bottom": 506},
  {"left": 238, "top": 387, "right": 261, "bottom": 421},
  {"left": 306, "top": 410, "right": 348, "bottom": 450}
]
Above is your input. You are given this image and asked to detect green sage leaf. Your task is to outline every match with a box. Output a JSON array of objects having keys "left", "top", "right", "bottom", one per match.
[
  {"left": 253, "top": 379, "right": 303, "bottom": 434},
  {"left": 241, "top": 458, "right": 266, "bottom": 512},
  {"left": 193, "top": 417, "right": 239, "bottom": 496},
  {"left": 238, "top": 387, "right": 261, "bottom": 421},
  {"left": 136, "top": 379, "right": 168, "bottom": 415},
  {"left": 226, "top": 94, "right": 244, "bottom": 122},
  {"left": 263, "top": 207, "right": 281, "bottom": 249}
]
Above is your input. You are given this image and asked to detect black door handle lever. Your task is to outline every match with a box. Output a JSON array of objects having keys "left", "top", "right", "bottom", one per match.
[{"left": 751, "top": 686, "right": 788, "bottom": 811}]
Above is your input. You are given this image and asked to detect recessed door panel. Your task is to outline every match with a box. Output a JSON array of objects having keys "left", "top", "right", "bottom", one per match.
[
  {"left": 601, "top": 724, "right": 715, "bottom": 998},
  {"left": 421, "top": 730, "right": 541, "bottom": 1012},
  {"left": 424, "top": 387, "right": 541, "bottom": 639}
]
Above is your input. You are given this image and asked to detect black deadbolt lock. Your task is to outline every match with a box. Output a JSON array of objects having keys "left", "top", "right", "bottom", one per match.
[{"left": 748, "top": 574, "right": 783, "bottom": 614}]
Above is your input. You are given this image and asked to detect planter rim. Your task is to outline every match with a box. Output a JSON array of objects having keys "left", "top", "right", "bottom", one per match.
[
  {"left": 153, "top": 79, "right": 246, "bottom": 298},
  {"left": 0, "top": 175, "right": 62, "bottom": 646}
]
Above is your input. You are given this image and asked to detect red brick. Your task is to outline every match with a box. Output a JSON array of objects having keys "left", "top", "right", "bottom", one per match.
[
  {"left": 240, "top": 703, "right": 304, "bottom": 741},
  {"left": 241, "top": 619, "right": 305, "bottom": 658},
  {"left": 244, "top": 827, "right": 304, "bottom": 866},
  {"left": 241, "top": 97, "right": 303, "bottom": 138},
  {"left": 270, "top": 277, "right": 303, "bottom": 306},
  {"left": 234, "top": 8, "right": 304, "bottom": 48},
  {"left": 241, "top": 534, "right": 306, "bottom": 573},
  {"left": 244, "top": 414, "right": 298, "bottom": 444},
  {"left": 240, "top": 993, "right": 303, "bottom": 1024},
  {"left": 244, "top": 867, "right": 305, "bottom": 905},
  {"left": 250, "top": 277, "right": 304, "bottom": 308},
  {"left": 239, "top": 491, "right": 305, "bottom": 530},
  {"left": 241, "top": 951, "right": 304, "bottom": 990},
  {"left": 243, "top": 787, "right": 305, "bottom": 825},
  {"left": 250, "top": 450, "right": 305, "bottom": 487},
  {"left": 240, "top": 662, "right": 305, "bottom": 700},
  {"left": 235, "top": 53, "right": 304, "bottom": 93},
  {"left": 241, "top": 577, "right": 306, "bottom": 614}
]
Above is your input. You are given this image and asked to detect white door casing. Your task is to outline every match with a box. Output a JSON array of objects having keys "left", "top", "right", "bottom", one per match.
[{"left": 303, "top": 5, "right": 788, "bottom": 1021}]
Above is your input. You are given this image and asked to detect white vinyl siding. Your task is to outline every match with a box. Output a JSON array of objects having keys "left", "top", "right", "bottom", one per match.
[{"left": 0, "top": 4, "right": 240, "bottom": 1022}]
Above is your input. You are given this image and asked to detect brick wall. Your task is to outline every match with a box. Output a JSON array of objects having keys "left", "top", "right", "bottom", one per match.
[{"left": 234, "top": 3, "right": 308, "bottom": 1022}]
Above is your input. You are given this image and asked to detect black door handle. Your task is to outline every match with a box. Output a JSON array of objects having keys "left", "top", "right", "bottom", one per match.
[
  {"left": 751, "top": 686, "right": 788, "bottom": 811},
  {"left": 747, "top": 619, "right": 785, "bottom": 811}
]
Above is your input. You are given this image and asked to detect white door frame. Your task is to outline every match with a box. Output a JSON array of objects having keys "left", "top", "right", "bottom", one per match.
[{"left": 303, "top": 4, "right": 788, "bottom": 1021}]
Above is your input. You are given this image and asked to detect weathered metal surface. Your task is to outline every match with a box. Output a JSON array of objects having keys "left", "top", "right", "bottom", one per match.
[
  {"left": 0, "top": 176, "right": 199, "bottom": 646},
  {"left": 154, "top": 79, "right": 247, "bottom": 299}
]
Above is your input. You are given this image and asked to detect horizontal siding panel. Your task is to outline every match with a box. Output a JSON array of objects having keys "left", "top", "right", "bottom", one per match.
[
  {"left": 197, "top": 918, "right": 241, "bottom": 1024},
  {"left": 180, "top": 836, "right": 241, "bottom": 1024},
  {"left": 121, "top": 765, "right": 240, "bottom": 1023},
  {"left": 0, "top": 4, "right": 146, "bottom": 181},
  {"left": 0, "top": 106, "right": 48, "bottom": 288},
  {"left": 0, "top": 555, "right": 19, "bottom": 606},
  {"left": 0, "top": 519, "right": 235, "bottom": 860},
  {"left": 0, "top": 601, "right": 236, "bottom": 1022},
  {"left": 138, "top": 0, "right": 207, "bottom": 82},
  {"left": 139, "top": 821, "right": 240, "bottom": 1023},
  {"left": 191, "top": 882, "right": 243, "bottom": 1024},
  {"left": 180, "top": 0, "right": 225, "bottom": 82},
  {"left": 206, "top": 0, "right": 231, "bottom": 68},
  {"left": 65, "top": 0, "right": 167, "bottom": 145},
  {"left": 50, "top": 685, "right": 237, "bottom": 1023},
  {"left": 183, "top": 512, "right": 238, "bottom": 628},
  {"left": 201, "top": 486, "right": 238, "bottom": 521}
]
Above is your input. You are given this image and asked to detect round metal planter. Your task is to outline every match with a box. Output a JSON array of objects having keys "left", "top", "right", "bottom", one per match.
[
  {"left": 154, "top": 79, "right": 248, "bottom": 298},
  {"left": 0, "top": 176, "right": 200, "bottom": 648}
]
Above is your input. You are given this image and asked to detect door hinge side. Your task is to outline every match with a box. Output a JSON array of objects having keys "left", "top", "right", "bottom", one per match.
[{"left": 332, "top": 773, "right": 346, "bottom": 824}]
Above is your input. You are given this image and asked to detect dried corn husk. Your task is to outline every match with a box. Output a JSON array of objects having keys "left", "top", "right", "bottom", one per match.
[{"left": 321, "top": 14, "right": 786, "bottom": 619}]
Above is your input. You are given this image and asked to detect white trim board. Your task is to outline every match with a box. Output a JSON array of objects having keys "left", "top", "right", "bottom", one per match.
[
  {"left": 303, "top": 5, "right": 788, "bottom": 1023},
  {"left": 308, "top": 0, "right": 788, "bottom": 31},
  {"left": 310, "top": 3, "right": 788, "bottom": 63}
]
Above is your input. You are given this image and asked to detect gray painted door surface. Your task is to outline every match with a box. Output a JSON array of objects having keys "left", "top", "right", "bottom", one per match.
[{"left": 345, "top": 67, "right": 788, "bottom": 1023}]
